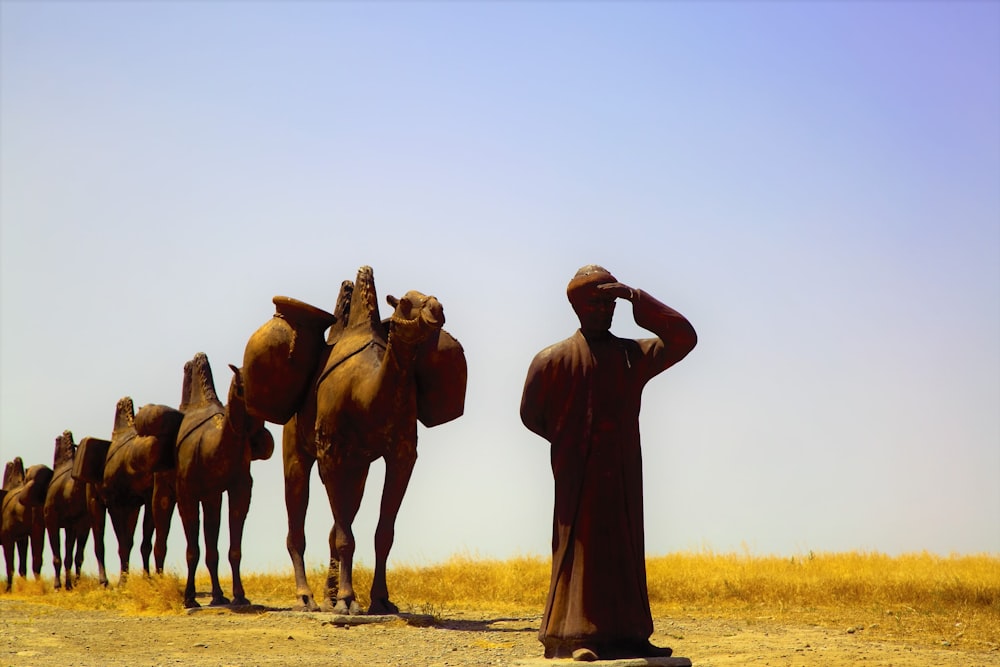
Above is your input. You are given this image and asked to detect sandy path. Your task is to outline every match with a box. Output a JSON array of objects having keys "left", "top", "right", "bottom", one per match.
[{"left": 3, "top": 598, "right": 998, "bottom": 667}]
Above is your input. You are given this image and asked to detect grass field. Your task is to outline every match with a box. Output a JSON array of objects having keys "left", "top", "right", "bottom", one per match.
[{"left": 6, "top": 551, "right": 999, "bottom": 652}]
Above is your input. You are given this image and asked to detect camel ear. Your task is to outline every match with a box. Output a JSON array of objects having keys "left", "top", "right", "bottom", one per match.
[
  {"left": 388, "top": 294, "right": 414, "bottom": 318},
  {"left": 228, "top": 364, "right": 240, "bottom": 376}
]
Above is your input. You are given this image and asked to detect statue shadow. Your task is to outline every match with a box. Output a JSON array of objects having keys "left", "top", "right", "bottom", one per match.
[
  {"left": 436, "top": 616, "right": 540, "bottom": 633},
  {"left": 186, "top": 603, "right": 283, "bottom": 615}
]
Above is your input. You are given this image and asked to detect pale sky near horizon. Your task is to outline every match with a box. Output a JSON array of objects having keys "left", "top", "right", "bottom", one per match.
[{"left": 2, "top": 1, "right": 998, "bottom": 579}]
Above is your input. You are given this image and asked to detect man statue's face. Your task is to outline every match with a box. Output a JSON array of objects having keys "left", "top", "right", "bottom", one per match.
[{"left": 571, "top": 287, "right": 616, "bottom": 333}]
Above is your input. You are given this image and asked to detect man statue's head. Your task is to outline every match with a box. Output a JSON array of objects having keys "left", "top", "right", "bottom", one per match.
[{"left": 567, "top": 265, "right": 617, "bottom": 333}]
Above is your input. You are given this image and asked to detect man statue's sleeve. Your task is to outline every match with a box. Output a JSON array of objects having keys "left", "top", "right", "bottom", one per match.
[
  {"left": 521, "top": 349, "right": 552, "bottom": 441},
  {"left": 632, "top": 290, "right": 698, "bottom": 378}
]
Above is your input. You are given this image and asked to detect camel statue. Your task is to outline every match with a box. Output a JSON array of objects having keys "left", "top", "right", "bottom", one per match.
[
  {"left": 2, "top": 457, "right": 54, "bottom": 592},
  {"left": 43, "top": 430, "right": 91, "bottom": 590},
  {"left": 85, "top": 397, "right": 181, "bottom": 585},
  {"left": 279, "top": 265, "right": 466, "bottom": 614},
  {"left": 0, "top": 459, "right": 27, "bottom": 586},
  {"left": 175, "top": 352, "right": 273, "bottom": 608}
]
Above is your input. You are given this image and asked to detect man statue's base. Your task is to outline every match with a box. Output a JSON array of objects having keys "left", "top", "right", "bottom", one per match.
[{"left": 513, "top": 657, "right": 692, "bottom": 666}]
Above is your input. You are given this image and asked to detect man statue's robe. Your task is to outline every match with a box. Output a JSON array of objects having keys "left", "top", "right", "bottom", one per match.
[{"left": 520, "top": 292, "right": 695, "bottom": 658}]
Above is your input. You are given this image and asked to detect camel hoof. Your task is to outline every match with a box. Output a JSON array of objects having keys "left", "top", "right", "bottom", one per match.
[
  {"left": 298, "top": 595, "right": 320, "bottom": 611},
  {"left": 572, "top": 648, "right": 599, "bottom": 662},
  {"left": 296, "top": 595, "right": 320, "bottom": 612},
  {"left": 334, "top": 598, "right": 362, "bottom": 615},
  {"left": 231, "top": 596, "right": 251, "bottom": 607},
  {"left": 184, "top": 598, "right": 201, "bottom": 609},
  {"left": 367, "top": 598, "right": 399, "bottom": 615},
  {"left": 210, "top": 595, "right": 232, "bottom": 607}
]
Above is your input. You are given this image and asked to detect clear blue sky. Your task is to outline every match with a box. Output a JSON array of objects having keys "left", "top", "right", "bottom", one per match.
[{"left": 2, "top": 1, "right": 998, "bottom": 577}]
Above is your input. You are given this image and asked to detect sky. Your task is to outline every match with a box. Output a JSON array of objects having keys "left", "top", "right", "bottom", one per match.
[{"left": 1, "top": 1, "right": 998, "bottom": 581}]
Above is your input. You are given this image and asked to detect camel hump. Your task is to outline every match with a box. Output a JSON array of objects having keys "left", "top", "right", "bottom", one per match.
[
  {"left": 326, "top": 280, "right": 355, "bottom": 344},
  {"left": 3, "top": 457, "right": 26, "bottom": 490},
  {"left": 183, "top": 352, "right": 222, "bottom": 409},
  {"left": 346, "top": 265, "right": 383, "bottom": 332},
  {"left": 179, "top": 356, "right": 194, "bottom": 411},
  {"left": 53, "top": 430, "right": 76, "bottom": 468},
  {"left": 113, "top": 397, "right": 136, "bottom": 435}
]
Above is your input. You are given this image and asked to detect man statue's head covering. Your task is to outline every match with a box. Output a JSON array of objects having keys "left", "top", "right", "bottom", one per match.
[{"left": 566, "top": 265, "right": 616, "bottom": 305}]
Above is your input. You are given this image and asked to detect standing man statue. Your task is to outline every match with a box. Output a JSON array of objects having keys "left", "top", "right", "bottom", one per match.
[{"left": 520, "top": 265, "right": 698, "bottom": 662}]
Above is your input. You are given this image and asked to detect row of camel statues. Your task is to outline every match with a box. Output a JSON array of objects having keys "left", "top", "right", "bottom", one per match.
[{"left": 1, "top": 266, "right": 467, "bottom": 614}]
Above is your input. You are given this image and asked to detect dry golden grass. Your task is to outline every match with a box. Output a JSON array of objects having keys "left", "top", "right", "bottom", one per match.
[
  {"left": 7, "top": 570, "right": 185, "bottom": 615},
  {"left": 6, "top": 551, "right": 998, "bottom": 650},
  {"left": 643, "top": 551, "right": 1000, "bottom": 651}
]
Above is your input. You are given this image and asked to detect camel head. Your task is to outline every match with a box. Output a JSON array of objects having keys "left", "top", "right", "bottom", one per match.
[
  {"left": 2, "top": 457, "right": 25, "bottom": 490},
  {"left": 227, "top": 364, "right": 274, "bottom": 461},
  {"left": 386, "top": 290, "right": 445, "bottom": 346},
  {"left": 53, "top": 430, "right": 77, "bottom": 468},
  {"left": 225, "top": 364, "right": 250, "bottom": 426}
]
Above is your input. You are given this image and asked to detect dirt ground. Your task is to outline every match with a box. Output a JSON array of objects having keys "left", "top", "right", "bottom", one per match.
[{"left": 2, "top": 595, "right": 999, "bottom": 667}]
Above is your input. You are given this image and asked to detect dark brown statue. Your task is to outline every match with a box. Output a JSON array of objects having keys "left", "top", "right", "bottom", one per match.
[
  {"left": 520, "top": 265, "right": 697, "bottom": 661},
  {"left": 246, "top": 266, "right": 466, "bottom": 614},
  {"left": 82, "top": 397, "right": 181, "bottom": 585},
  {"left": 1, "top": 457, "right": 54, "bottom": 592},
  {"left": 44, "top": 430, "right": 91, "bottom": 590},
  {"left": 174, "top": 352, "right": 273, "bottom": 608}
]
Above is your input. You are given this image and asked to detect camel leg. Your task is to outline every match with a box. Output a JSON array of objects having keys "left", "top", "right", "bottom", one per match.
[
  {"left": 139, "top": 502, "right": 154, "bottom": 576},
  {"left": 15, "top": 536, "right": 28, "bottom": 578},
  {"left": 46, "top": 520, "right": 64, "bottom": 590},
  {"left": 325, "top": 459, "right": 368, "bottom": 615},
  {"left": 29, "top": 514, "right": 46, "bottom": 580},
  {"left": 178, "top": 495, "right": 202, "bottom": 608},
  {"left": 89, "top": 493, "right": 109, "bottom": 587},
  {"left": 202, "top": 494, "right": 229, "bottom": 606},
  {"left": 2, "top": 539, "right": 14, "bottom": 592},
  {"left": 227, "top": 479, "right": 252, "bottom": 606},
  {"left": 152, "top": 472, "right": 175, "bottom": 575},
  {"left": 62, "top": 527, "right": 76, "bottom": 590},
  {"left": 369, "top": 447, "right": 417, "bottom": 615},
  {"left": 325, "top": 527, "right": 339, "bottom": 605},
  {"left": 283, "top": 420, "right": 318, "bottom": 610},
  {"left": 63, "top": 526, "right": 79, "bottom": 590},
  {"left": 110, "top": 505, "right": 141, "bottom": 584},
  {"left": 73, "top": 519, "right": 89, "bottom": 583}
]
